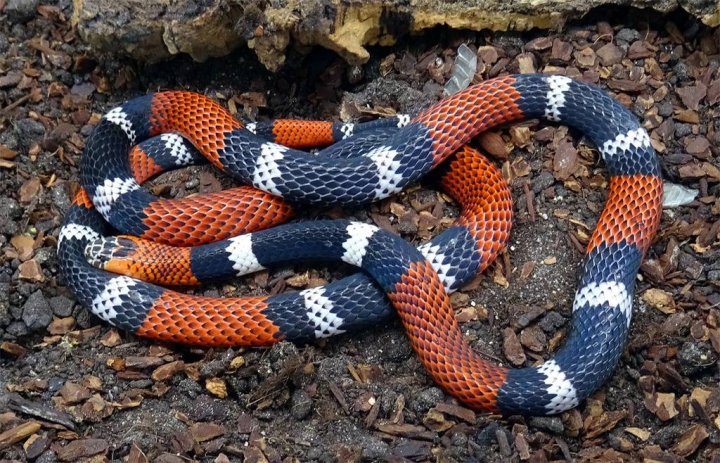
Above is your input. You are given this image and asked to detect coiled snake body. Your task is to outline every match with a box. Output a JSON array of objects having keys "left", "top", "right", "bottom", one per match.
[{"left": 59, "top": 74, "right": 662, "bottom": 415}]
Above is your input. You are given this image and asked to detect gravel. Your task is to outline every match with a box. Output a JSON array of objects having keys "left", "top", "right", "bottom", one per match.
[{"left": 21, "top": 290, "right": 52, "bottom": 331}]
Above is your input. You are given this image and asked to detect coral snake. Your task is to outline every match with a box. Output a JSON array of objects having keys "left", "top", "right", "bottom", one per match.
[{"left": 58, "top": 74, "right": 663, "bottom": 415}]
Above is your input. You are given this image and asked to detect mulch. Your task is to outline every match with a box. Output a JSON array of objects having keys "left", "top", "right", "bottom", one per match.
[{"left": 0, "top": 1, "right": 718, "bottom": 462}]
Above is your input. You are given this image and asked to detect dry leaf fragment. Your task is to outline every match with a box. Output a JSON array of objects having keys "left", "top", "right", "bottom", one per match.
[
  {"left": 10, "top": 235, "right": 34, "bottom": 261},
  {"left": 19, "top": 178, "right": 42, "bottom": 203},
  {"left": 18, "top": 260, "right": 44, "bottom": 282},
  {"left": 190, "top": 422, "right": 226, "bottom": 443},
  {"left": 422, "top": 409, "right": 453, "bottom": 432},
  {"left": 625, "top": 427, "right": 651, "bottom": 441},
  {"left": 99, "top": 329, "right": 122, "bottom": 347},
  {"left": 229, "top": 356, "right": 246, "bottom": 370},
  {"left": 642, "top": 288, "right": 676, "bottom": 314},
  {"left": 584, "top": 410, "right": 626, "bottom": 439},
  {"left": 48, "top": 317, "right": 75, "bottom": 335},
  {"left": 206, "top": 377, "right": 228, "bottom": 398}
]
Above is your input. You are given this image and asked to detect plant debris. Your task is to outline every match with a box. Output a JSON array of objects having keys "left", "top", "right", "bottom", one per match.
[{"left": 1, "top": 2, "right": 718, "bottom": 461}]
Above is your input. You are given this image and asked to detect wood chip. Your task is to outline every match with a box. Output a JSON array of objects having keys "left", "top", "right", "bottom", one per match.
[
  {"left": 0, "top": 144, "right": 18, "bottom": 159},
  {"left": 422, "top": 409, "right": 453, "bottom": 432},
  {"left": 127, "top": 443, "right": 148, "bottom": 463},
  {"left": 477, "top": 131, "right": 509, "bottom": 159},
  {"left": 10, "top": 234, "right": 34, "bottom": 261},
  {"left": 646, "top": 392, "right": 678, "bottom": 421},
  {"left": 584, "top": 410, "right": 626, "bottom": 439},
  {"left": 151, "top": 360, "right": 185, "bottom": 382},
  {"left": 434, "top": 402, "right": 476, "bottom": 423},
  {"left": 19, "top": 178, "right": 42, "bottom": 203},
  {"left": 671, "top": 424, "right": 709, "bottom": 458},
  {"left": 0, "top": 421, "right": 41, "bottom": 451},
  {"left": 59, "top": 381, "right": 92, "bottom": 405},
  {"left": 56, "top": 438, "right": 109, "bottom": 461},
  {"left": 99, "top": 329, "right": 122, "bottom": 347},
  {"left": 7, "top": 394, "right": 75, "bottom": 430},
  {"left": 190, "top": 422, "right": 226, "bottom": 443},
  {"left": 125, "top": 356, "right": 165, "bottom": 369},
  {"left": 327, "top": 382, "right": 348, "bottom": 413},
  {"left": 375, "top": 422, "right": 435, "bottom": 440},
  {"left": 502, "top": 328, "right": 526, "bottom": 366},
  {"left": 553, "top": 140, "right": 578, "bottom": 180},
  {"left": 1, "top": 341, "right": 28, "bottom": 356},
  {"left": 676, "top": 82, "right": 707, "bottom": 111},
  {"left": 514, "top": 433, "right": 531, "bottom": 460}
]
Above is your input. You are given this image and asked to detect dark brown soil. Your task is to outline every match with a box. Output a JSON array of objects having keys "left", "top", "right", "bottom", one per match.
[{"left": 1, "top": 2, "right": 719, "bottom": 462}]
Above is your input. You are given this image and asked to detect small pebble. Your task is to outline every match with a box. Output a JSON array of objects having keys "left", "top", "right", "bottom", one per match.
[
  {"left": 290, "top": 389, "right": 313, "bottom": 420},
  {"left": 5, "top": 0, "right": 40, "bottom": 23},
  {"left": 677, "top": 342, "right": 718, "bottom": 376},
  {"left": 22, "top": 290, "right": 52, "bottom": 331},
  {"left": 528, "top": 416, "right": 564, "bottom": 434}
]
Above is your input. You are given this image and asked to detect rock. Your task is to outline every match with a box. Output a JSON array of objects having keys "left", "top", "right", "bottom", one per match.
[
  {"left": 596, "top": 42, "right": 624, "bottom": 66},
  {"left": 290, "top": 389, "right": 313, "bottom": 420},
  {"left": 5, "top": 0, "right": 40, "bottom": 24},
  {"left": 537, "top": 311, "right": 566, "bottom": 333},
  {"left": 0, "top": 71, "right": 23, "bottom": 88},
  {"left": 615, "top": 28, "right": 641, "bottom": 43},
  {"left": 13, "top": 118, "right": 45, "bottom": 151},
  {"left": 532, "top": 171, "right": 556, "bottom": 193},
  {"left": 35, "top": 450, "right": 58, "bottom": 463},
  {"left": 6, "top": 321, "right": 29, "bottom": 337},
  {"left": 22, "top": 290, "right": 52, "bottom": 331},
  {"left": 0, "top": 33, "right": 9, "bottom": 54},
  {"left": 185, "top": 394, "right": 226, "bottom": 421},
  {"left": 474, "top": 421, "right": 512, "bottom": 446},
  {"left": 528, "top": 416, "right": 564, "bottom": 433},
  {"left": 49, "top": 296, "right": 74, "bottom": 317},
  {"left": 677, "top": 342, "right": 718, "bottom": 376},
  {"left": 0, "top": 285, "right": 10, "bottom": 327},
  {"left": 409, "top": 387, "right": 444, "bottom": 415},
  {"left": 72, "top": 0, "right": 720, "bottom": 71},
  {"left": 0, "top": 198, "right": 22, "bottom": 235}
]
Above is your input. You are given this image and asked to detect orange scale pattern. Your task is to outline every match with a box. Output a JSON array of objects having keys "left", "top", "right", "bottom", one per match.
[
  {"left": 414, "top": 75, "right": 523, "bottom": 166},
  {"left": 271, "top": 120, "right": 335, "bottom": 148},
  {"left": 102, "top": 236, "right": 199, "bottom": 286},
  {"left": 128, "top": 145, "right": 164, "bottom": 184},
  {"left": 140, "top": 187, "right": 294, "bottom": 247},
  {"left": 588, "top": 174, "right": 663, "bottom": 253},
  {"left": 441, "top": 147, "right": 513, "bottom": 268},
  {"left": 137, "top": 292, "right": 281, "bottom": 346},
  {"left": 149, "top": 92, "right": 242, "bottom": 170},
  {"left": 388, "top": 260, "right": 508, "bottom": 412},
  {"left": 72, "top": 188, "right": 94, "bottom": 209}
]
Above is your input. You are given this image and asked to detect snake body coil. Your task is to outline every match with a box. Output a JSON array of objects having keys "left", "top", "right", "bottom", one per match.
[{"left": 59, "top": 74, "right": 663, "bottom": 415}]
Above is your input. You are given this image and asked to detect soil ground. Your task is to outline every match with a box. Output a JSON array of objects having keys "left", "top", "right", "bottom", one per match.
[{"left": 0, "top": 2, "right": 719, "bottom": 462}]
